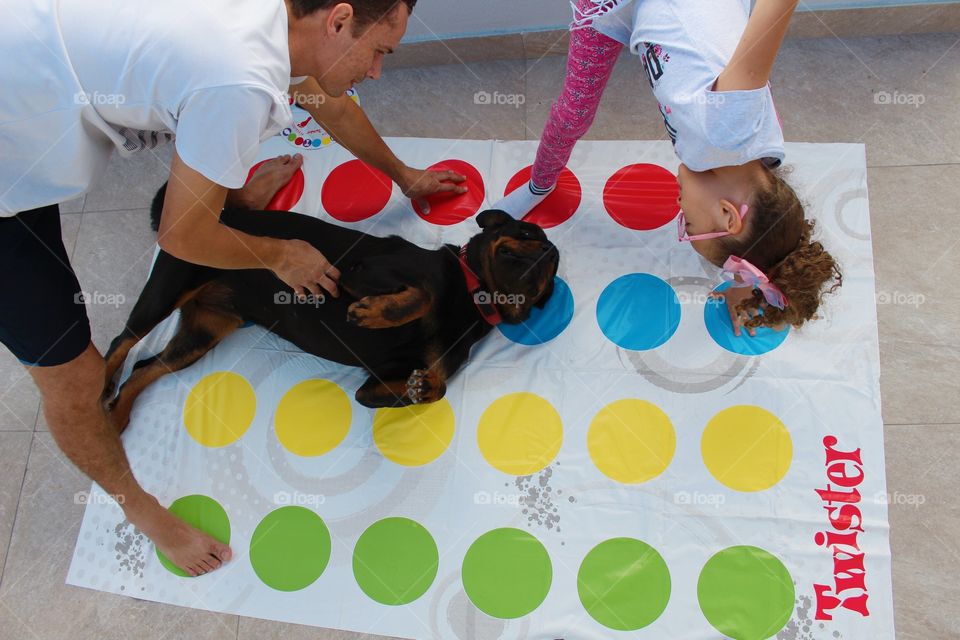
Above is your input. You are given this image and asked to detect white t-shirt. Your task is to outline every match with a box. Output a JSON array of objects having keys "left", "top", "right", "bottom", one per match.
[
  {"left": 0, "top": 0, "right": 296, "bottom": 215},
  {"left": 589, "top": 0, "right": 785, "bottom": 172}
]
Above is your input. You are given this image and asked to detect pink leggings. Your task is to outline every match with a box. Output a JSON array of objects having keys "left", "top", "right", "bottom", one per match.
[{"left": 531, "top": 3, "right": 623, "bottom": 190}]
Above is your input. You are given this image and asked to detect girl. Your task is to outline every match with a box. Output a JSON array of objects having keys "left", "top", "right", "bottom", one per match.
[{"left": 495, "top": 0, "right": 841, "bottom": 335}]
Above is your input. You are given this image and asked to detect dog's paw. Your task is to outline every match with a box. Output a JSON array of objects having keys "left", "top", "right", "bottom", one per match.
[
  {"left": 347, "top": 297, "right": 392, "bottom": 329},
  {"left": 406, "top": 369, "right": 445, "bottom": 404}
]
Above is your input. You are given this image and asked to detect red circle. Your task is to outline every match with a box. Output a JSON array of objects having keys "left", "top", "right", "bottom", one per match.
[
  {"left": 602, "top": 164, "right": 680, "bottom": 231},
  {"left": 412, "top": 159, "right": 485, "bottom": 225},
  {"left": 245, "top": 160, "right": 305, "bottom": 211},
  {"left": 321, "top": 159, "right": 393, "bottom": 222},
  {"left": 503, "top": 166, "right": 581, "bottom": 229}
]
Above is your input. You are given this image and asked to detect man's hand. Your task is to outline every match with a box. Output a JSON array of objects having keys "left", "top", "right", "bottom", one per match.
[
  {"left": 397, "top": 166, "right": 467, "bottom": 214},
  {"left": 271, "top": 239, "right": 341, "bottom": 299}
]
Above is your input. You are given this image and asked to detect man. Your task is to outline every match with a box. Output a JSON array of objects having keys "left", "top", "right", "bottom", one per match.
[{"left": 0, "top": 0, "right": 465, "bottom": 577}]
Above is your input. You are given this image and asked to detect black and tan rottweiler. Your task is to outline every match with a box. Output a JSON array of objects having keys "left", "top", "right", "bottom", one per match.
[{"left": 101, "top": 196, "right": 559, "bottom": 430}]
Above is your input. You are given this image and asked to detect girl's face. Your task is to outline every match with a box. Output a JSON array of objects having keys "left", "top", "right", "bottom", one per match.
[{"left": 676, "top": 163, "right": 749, "bottom": 264}]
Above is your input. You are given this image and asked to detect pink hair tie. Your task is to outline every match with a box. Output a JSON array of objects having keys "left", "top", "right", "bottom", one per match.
[{"left": 721, "top": 256, "right": 789, "bottom": 310}]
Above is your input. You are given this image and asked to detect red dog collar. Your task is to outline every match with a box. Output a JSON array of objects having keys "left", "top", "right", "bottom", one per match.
[{"left": 458, "top": 246, "right": 503, "bottom": 326}]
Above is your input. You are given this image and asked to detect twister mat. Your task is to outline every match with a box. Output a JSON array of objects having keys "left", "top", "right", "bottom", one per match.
[{"left": 68, "top": 137, "right": 893, "bottom": 640}]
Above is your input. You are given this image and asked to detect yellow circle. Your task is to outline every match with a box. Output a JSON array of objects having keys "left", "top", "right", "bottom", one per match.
[
  {"left": 477, "top": 393, "right": 563, "bottom": 476},
  {"left": 701, "top": 405, "right": 793, "bottom": 492},
  {"left": 275, "top": 380, "right": 352, "bottom": 457},
  {"left": 183, "top": 372, "right": 256, "bottom": 448},
  {"left": 588, "top": 399, "right": 676, "bottom": 484},
  {"left": 373, "top": 399, "right": 455, "bottom": 466}
]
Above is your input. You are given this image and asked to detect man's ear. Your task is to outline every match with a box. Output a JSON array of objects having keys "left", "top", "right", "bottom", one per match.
[
  {"left": 718, "top": 199, "right": 745, "bottom": 234},
  {"left": 476, "top": 209, "right": 514, "bottom": 230},
  {"left": 327, "top": 3, "right": 354, "bottom": 35}
]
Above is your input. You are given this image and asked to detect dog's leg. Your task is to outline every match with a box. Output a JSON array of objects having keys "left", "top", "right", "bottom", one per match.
[
  {"left": 103, "top": 252, "right": 212, "bottom": 401},
  {"left": 346, "top": 287, "right": 432, "bottom": 329},
  {"left": 355, "top": 367, "right": 447, "bottom": 408},
  {"left": 107, "top": 300, "right": 242, "bottom": 433},
  {"left": 103, "top": 284, "right": 209, "bottom": 400}
]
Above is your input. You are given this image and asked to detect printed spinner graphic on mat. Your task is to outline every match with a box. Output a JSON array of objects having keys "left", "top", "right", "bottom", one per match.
[
  {"left": 280, "top": 88, "right": 359, "bottom": 150},
  {"left": 68, "top": 140, "right": 890, "bottom": 640}
]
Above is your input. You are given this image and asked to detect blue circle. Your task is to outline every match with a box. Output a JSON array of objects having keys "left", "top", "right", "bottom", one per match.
[
  {"left": 704, "top": 282, "right": 790, "bottom": 355},
  {"left": 312, "top": 139, "right": 323, "bottom": 147},
  {"left": 596, "top": 274, "right": 680, "bottom": 351},
  {"left": 303, "top": 139, "right": 312, "bottom": 148},
  {"left": 499, "top": 277, "right": 574, "bottom": 345}
]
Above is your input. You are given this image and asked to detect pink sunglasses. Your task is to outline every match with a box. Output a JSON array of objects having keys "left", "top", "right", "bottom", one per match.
[{"left": 677, "top": 204, "right": 750, "bottom": 242}]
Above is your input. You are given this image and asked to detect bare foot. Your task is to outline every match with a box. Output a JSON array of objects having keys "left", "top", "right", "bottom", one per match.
[
  {"left": 128, "top": 497, "right": 233, "bottom": 577},
  {"left": 228, "top": 154, "right": 303, "bottom": 209}
]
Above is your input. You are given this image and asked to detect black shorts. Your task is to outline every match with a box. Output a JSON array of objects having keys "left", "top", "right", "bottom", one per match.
[{"left": 0, "top": 205, "right": 91, "bottom": 366}]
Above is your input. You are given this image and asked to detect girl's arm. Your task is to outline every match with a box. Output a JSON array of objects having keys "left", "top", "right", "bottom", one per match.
[{"left": 713, "top": 0, "right": 799, "bottom": 92}]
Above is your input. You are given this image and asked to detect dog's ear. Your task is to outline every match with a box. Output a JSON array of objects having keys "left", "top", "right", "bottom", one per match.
[{"left": 476, "top": 209, "right": 514, "bottom": 230}]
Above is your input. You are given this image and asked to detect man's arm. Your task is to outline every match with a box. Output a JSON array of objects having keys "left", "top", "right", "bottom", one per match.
[
  {"left": 291, "top": 77, "right": 466, "bottom": 203},
  {"left": 714, "top": 0, "right": 799, "bottom": 92},
  {"left": 158, "top": 151, "right": 340, "bottom": 297}
]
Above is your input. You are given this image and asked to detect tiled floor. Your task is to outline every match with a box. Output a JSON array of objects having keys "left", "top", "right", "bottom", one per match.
[{"left": 0, "top": 30, "right": 957, "bottom": 640}]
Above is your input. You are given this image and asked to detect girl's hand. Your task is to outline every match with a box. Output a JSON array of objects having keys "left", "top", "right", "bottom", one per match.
[{"left": 710, "top": 286, "right": 760, "bottom": 337}]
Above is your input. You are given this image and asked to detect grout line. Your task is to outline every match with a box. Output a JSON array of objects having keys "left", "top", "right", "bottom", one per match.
[
  {"left": 0, "top": 431, "right": 37, "bottom": 595},
  {"left": 866, "top": 162, "right": 960, "bottom": 169},
  {"left": 73, "top": 205, "right": 155, "bottom": 216},
  {"left": 884, "top": 422, "right": 960, "bottom": 427}
]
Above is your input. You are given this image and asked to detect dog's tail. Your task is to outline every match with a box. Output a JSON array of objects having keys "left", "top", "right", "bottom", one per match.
[{"left": 149, "top": 183, "right": 167, "bottom": 232}]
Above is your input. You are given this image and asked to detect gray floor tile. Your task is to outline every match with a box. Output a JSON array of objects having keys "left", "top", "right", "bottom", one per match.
[
  {"left": 0, "top": 433, "right": 238, "bottom": 640},
  {"left": 82, "top": 146, "right": 172, "bottom": 214},
  {"left": 239, "top": 618, "right": 401, "bottom": 640},
  {"left": 771, "top": 33, "right": 960, "bottom": 168},
  {"left": 0, "top": 352, "right": 40, "bottom": 433},
  {"left": 70, "top": 210, "right": 158, "bottom": 353},
  {"left": 868, "top": 165, "right": 960, "bottom": 424},
  {"left": 0, "top": 433, "right": 31, "bottom": 576},
  {"left": 885, "top": 424, "right": 960, "bottom": 639},
  {"left": 360, "top": 60, "right": 527, "bottom": 141}
]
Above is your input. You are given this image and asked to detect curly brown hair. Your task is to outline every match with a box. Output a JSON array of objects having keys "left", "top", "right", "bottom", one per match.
[
  {"left": 289, "top": 0, "right": 417, "bottom": 29},
  {"left": 716, "top": 167, "right": 842, "bottom": 330}
]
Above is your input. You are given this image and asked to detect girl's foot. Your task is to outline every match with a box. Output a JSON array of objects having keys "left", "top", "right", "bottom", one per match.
[{"left": 492, "top": 180, "right": 555, "bottom": 218}]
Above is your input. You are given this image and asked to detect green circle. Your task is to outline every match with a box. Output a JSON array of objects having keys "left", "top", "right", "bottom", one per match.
[
  {"left": 353, "top": 517, "right": 439, "bottom": 605},
  {"left": 461, "top": 528, "right": 552, "bottom": 619},
  {"left": 577, "top": 538, "right": 671, "bottom": 630},
  {"left": 156, "top": 494, "right": 231, "bottom": 578},
  {"left": 698, "top": 546, "right": 795, "bottom": 640},
  {"left": 249, "top": 506, "right": 332, "bottom": 591}
]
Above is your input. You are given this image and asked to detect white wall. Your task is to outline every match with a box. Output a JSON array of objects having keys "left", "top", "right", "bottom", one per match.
[{"left": 402, "top": 0, "right": 955, "bottom": 42}]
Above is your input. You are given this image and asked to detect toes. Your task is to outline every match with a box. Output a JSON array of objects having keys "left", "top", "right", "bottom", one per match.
[{"left": 213, "top": 543, "right": 233, "bottom": 563}]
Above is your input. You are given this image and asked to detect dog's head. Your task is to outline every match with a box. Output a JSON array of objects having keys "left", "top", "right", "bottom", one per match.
[{"left": 467, "top": 210, "right": 560, "bottom": 324}]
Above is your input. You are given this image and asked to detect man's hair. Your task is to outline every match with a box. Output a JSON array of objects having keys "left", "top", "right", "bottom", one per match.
[{"left": 290, "top": 0, "right": 417, "bottom": 29}]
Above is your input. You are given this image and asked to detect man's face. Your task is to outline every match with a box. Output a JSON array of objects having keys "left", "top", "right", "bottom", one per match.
[{"left": 304, "top": 3, "right": 408, "bottom": 96}]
